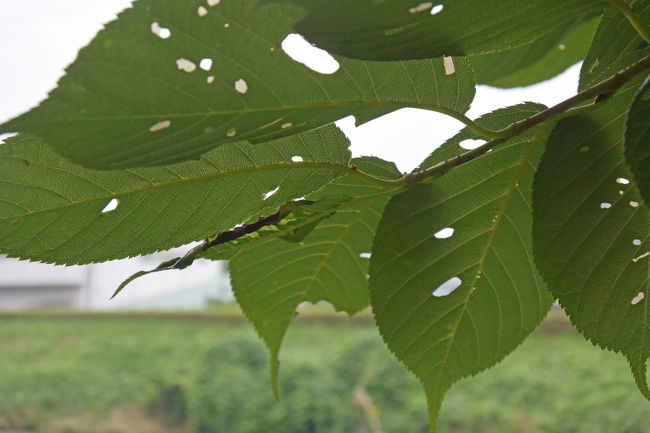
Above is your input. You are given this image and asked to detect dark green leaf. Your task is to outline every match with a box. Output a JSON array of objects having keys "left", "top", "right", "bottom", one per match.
[
  {"left": 288, "top": 0, "right": 605, "bottom": 60},
  {"left": 370, "top": 106, "right": 554, "bottom": 431},
  {"left": 0, "top": 126, "right": 352, "bottom": 265},
  {"left": 625, "top": 74, "right": 650, "bottom": 206},
  {"left": 224, "top": 157, "right": 401, "bottom": 397},
  {"left": 471, "top": 18, "right": 599, "bottom": 88},
  {"left": 580, "top": 2, "right": 650, "bottom": 91},
  {"left": 533, "top": 80, "right": 650, "bottom": 401},
  {"left": 0, "top": 0, "right": 475, "bottom": 169},
  {"left": 535, "top": 0, "right": 650, "bottom": 402}
]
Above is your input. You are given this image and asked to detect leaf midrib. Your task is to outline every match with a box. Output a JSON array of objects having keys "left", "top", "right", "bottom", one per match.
[
  {"left": 0, "top": 160, "right": 356, "bottom": 219},
  {"left": 429, "top": 129, "right": 544, "bottom": 395}
]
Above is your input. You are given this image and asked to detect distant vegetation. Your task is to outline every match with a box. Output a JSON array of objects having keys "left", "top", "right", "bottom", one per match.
[{"left": 0, "top": 311, "right": 648, "bottom": 433}]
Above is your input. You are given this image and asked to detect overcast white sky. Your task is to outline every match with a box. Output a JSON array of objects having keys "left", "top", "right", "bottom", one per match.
[{"left": 0, "top": 0, "right": 581, "bottom": 172}]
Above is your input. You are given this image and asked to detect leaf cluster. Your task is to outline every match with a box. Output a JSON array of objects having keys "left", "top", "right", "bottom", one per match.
[{"left": 1, "top": 1, "right": 650, "bottom": 431}]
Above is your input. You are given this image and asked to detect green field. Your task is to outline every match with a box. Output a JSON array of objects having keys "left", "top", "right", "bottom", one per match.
[{"left": 0, "top": 308, "right": 648, "bottom": 433}]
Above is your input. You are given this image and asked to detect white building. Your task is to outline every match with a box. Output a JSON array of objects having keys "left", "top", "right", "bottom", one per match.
[{"left": 0, "top": 249, "right": 233, "bottom": 311}]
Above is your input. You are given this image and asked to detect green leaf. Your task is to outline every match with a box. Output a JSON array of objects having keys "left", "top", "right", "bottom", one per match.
[
  {"left": 533, "top": 81, "right": 650, "bottom": 401},
  {"left": 288, "top": 0, "right": 605, "bottom": 60},
  {"left": 0, "top": 0, "right": 475, "bottom": 169},
  {"left": 224, "top": 157, "right": 401, "bottom": 397},
  {"left": 535, "top": 0, "right": 650, "bottom": 402},
  {"left": 369, "top": 105, "right": 554, "bottom": 432},
  {"left": 625, "top": 74, "right": 650, "bottom": 207},
  {"left": 0, "top": 126, "right": 353, "bottom": 265},
  {"left": 580, "top": 2, "right": 650, "bottom": 91},
  {"left": 470, "top": 17, "right": 599, "bottom": 88}
]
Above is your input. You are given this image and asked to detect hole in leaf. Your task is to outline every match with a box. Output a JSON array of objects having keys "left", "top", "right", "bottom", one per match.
[
  {"left": 200, "top": 58, "right": 213, "bottom": 71},
  {"left": 263, "top": 187, "right": 280, "bottom": 200},
  {"left": 600, "top": 202, "right": 611, "bottom": 209},
  {"left": 443, "top": 56, "right": 455, "bottom": 75},
  {"left": 359, "top": 252, "right": 371, "bottom": 259},
  {"left": 235, "top": 78, "right": 248, "bottom": 94},
  {"left": 151, "top": 22, "right": 171, "bottom": 39},
  {"left": 208, "top": 0, "right": 220, "bottom": 5},
  {"left": 281, "top": 34, "right": 340, "bottom": 75},
  {"left": 226, "top": 128, "right": 237, "bottom": 137},
  {"left": 409, "top": 2, "right": 433, "bottom": 14},
  {"left": 434, "top": 227, "right": 454, "bottom": 239},
  {"left": 224, "top": 23, "right": 230, "bottom": 28},
  {"left": 633, "top": 239, "right": 642, "bottom": 246},
  {"left": 631, "top": 292, "right": 645, "bottom": 305},
  {"left": 630, "top": 201, "right": 640, "bottom": 208},
  {"left": 616, "top": 177, "right": 630, "bottom": 184},
  {"left": 149, "top": 120, "right": 171, "bottom": 132},
  {"left": 282, "top": 122, "right": 293, "bottom": 129},
  {"left": 430, "top": 4, "right": 444, "bottom": 15},
  {"left": 207, "top": 76, "right": 215, "bottom": 84},
  {"left": 197, "top": 6, "right": 208, "bottom": 17},
  {"left": 433, "top": 277, "right": 462, "bottom": 297},
  {"left": 291, "top": 156, "right": 303, "bottom": 162},
  {"left": 176, "top": 58, "right": 196, "bottom": 73},
  {"left": 101, "top": 198, "right": 119, "bottom": 214},
  {"left": 633, "top": 252, "right": 649, "bottom": 263},
  {"left": 459, "top": 139, "right": 487, "bottom": 150},
  {"left": 558, "top": 44, "right": 566, "bottom": 51}
]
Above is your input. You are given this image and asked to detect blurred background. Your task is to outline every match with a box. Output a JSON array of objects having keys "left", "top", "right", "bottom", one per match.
[{"left": 1, "top": 1, "right": 649, "bottom": 433}]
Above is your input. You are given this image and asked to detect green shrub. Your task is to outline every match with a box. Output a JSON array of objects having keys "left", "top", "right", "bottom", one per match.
[{"left": 194, "top": 338, "right": 360, "bottom": 433}]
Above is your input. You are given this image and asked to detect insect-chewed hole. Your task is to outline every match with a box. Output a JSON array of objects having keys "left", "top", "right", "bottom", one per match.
[
  {"left": 434, "top": 227, "right": 454, "bottom": 239},
  {"left": 281, "top": 34, "right": 340, "bottom": 75},
  {"left": 409, "top": 2, "right": 433, "bottom": 13},
  {"left": 151, "top": 22, "right": 171, "bottom": 39},
  {"left": 263, "top": 187, "right": 280, "bottom": 200},
  {"left": 235, "top": 78, "right": 248, "bottom": 94},
  {"left": 631, "top": 292, "right": 645, "bottom": 305},
  {"left": 430, "top": 4, "right": 444, "bottom": 15},
  {"left": 149, "top": 120, "right": 171, "bottom": 132},
  {"left": 359, "top": 252, "right": 371, "bottom": 259},
  {"left": 600, "top": 202, "right": 611, "bottom": 209},
  {"left": 616, "top": 177, "right": 630, "bottom": 185},
  {"left": 459, "top": 139, "right": 487, "bottom": 150},
  {"left": 101, "top": 198, "right": 119, "bottom": 214},
  {"left": 199, "top": 58, "right": 213, "bottom": 71},
  {"left": 291, "top": 156, "right": 304, "bottom": 162},
  {"left": 176, "top": 58, "right": 196, "bottom": 73},
  {"left": 432, "top": 277, "right": 461, "bottom": 297},
  {"left": 633, "top": 239, "right": 642, "bottom": 246}
]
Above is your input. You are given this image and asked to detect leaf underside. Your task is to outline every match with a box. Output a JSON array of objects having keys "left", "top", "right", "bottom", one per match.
[
  {"left": 533, "top": 4, "right": 650, "bottom": 402},
  {"left": 624, "top": 74, "right": 650, "bottom": 207},
  {"left": 289, "top": 0, "right": 605, "bottom": 60},
  {"left": 470, "top": 17, "right": 599, "bottom": 88},
  {"left": 223, "top": 157, "right": 402, "bottom": 397},
  {"left": 0, "top": 0, "right": 474, "bottom": 169},
  {"left": 0, "top": 125, "right": 351, "bottom": 264},
  {"left": 370, "top": 104, "right": 554, "bottom": 431}
]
